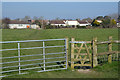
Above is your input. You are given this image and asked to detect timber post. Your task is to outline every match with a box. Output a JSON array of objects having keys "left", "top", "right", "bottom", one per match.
[
  {"left": 71, "top": 38, "right": 75, "bottom": 70},
  {"left": 108, "top": 36, "right": 112, "bottom": 63},
  {"left": 92, "top": 37, "right": 98, "bottom": 67},
  {"left": 65, "top": 38, "right": 69, "bottom": 68}
]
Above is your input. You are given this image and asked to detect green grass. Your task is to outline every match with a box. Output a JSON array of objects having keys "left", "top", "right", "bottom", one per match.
[
  {"left": 2, "top": 28, "right": 118, "bottom": 41},
  {"left": 1, "top": 28, "right": 119, "bottom": 78},
  {"left": 5, "top": 61, "right": 118, "bottom": 78}
]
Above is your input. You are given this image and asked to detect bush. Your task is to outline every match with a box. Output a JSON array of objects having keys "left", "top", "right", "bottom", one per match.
[
  {"left": 86, "top": 26, "right": 93, "bottom": 29},
  {"left": 76, "top": 25, "right": 86, "bottom": 29},
  {"left": 45, "top": 25, "right": 54, "bottom": 29}
]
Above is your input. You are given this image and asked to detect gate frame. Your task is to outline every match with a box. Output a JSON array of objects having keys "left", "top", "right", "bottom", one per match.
[
  {"left": 70, "top": 38, "right": 97, "bottom": 70},
  {"left": 70, "top": 36, "right": 120, "bottom": 70},
  {"left": 0, "top": 38, "right": 68, "bottom": 78}
]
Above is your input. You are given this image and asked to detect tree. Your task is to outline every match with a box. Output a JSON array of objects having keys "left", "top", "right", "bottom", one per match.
[
  {"left": 33, "top": 16, "right": 38, "bottom": 20},
  {"left": 55, "top": 17, "right": 61, "bottom": 20},
  {"left": 22, "top": 16, "right": 31, "bottom": 22},
  {"left": 33, "top": 20, "right": 41, "bottom": 28},
  {"left": 111, "top": 19, "right": 117, "bottom": 27},
  {"left": 100, "top": 16, "right": 111, "bottom": 28},
  {"left": 76, "top": 18, "right": 81, "bottom": 21},
  {"left": 38, "top": 16, "right": 45, "bottom": 29},
  {"left": 108, "top": 13, "right": 118, "bottom": 21},
  {"left": 102, "top": 19, "right": 111, "bottom": 28},
  {"left": 82, "top": 17, "right": 92, "bottom": 21},
  {"left": 96, "top": 16, "right": 104, "bottom": 20},
  {"left": 104, "top": 16, "right": 111, "bottom": 20},
  {"left": 91, "top": 19, "right": 100, "bottom": 27},
  {"left": 118, "top": 16, "right": 120, "bottom": 21},
  {"left": 15, "top": 18, "right": 21, "bottom": 21},
  {"left": 2, "top": 17, "right": 11, "bottom": 29}
]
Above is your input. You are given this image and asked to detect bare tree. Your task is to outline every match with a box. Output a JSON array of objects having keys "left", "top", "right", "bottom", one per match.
[
  {"left": 39, "top": 16, "right": 44, "bottom": 29},
  {"left": 33, "top": 16, "right": 38, "bottom": 20},
  {"left": 55, "top": 17, "right": 61, "bottom": 20},
  {"left": 2, "top": 17, "right": 11, "bottom": 29},
  {"left": 22, "top": 16, "right": 31, "bottom": 22},
  {"left": 82, "top": 17, "right": 92, "bottom": 22},
  {"left": 108, "top": 13, "right": 118, "bottom": 21}
]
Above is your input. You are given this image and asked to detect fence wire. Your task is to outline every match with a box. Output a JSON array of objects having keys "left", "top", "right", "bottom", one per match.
[{"left": 97, "top": 43, "right": 119, "bottom": 64}]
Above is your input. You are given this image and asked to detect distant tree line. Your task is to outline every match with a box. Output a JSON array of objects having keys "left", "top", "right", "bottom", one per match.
[
  {"left": 91, "top": 16, "right": 117, "bottom": 28},
  {"left": 1, "top": 14, "right": 118, "bottom": 29}
]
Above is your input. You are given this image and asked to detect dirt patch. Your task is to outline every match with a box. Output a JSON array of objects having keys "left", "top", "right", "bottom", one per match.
[{"left": 77, "top": 69, "right": 95, "bottom": 73}]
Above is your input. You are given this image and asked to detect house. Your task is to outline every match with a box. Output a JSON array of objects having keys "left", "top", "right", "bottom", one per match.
[
  {"left": 50, "top": 20, "right": 66, "bottom": 26},
  {"left": 49, "top": 20, "right": 92, "bottom": 28},
  {"left": 96, "top": 20, "right": 102, "bottom": 23},
  {"left": 31, "top": 24, "right": 40, "bottom": 29},
  {"left": 64, "top": 20, "right": 79, "bottom": 27},
  {"left": 77, "top": 20, "right": 91, "bottom": 26},
  {"left": 117, "top": 21, "right": 120, "bottom": 27},
  {"left": 9, "top": 20, "right": 30, "bottom": 29},
  {"left": 8, "top": 20, "right": 40, "bottom": 29}
]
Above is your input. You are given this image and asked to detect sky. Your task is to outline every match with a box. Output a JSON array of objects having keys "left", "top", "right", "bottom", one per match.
[
  {"left": 1, "top": 0, "right": 120, "bottom": 2},
  {"left": 2, "top": 2, "right": 118, "bottom": 20}
]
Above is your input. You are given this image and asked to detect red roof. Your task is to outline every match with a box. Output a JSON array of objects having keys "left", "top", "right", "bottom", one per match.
[
  {"left": 77, "top": 20, "right": 88, "bottom": 24},
  {"left": 50, "top": 20, "right": 65, "bottom": 24},
  {"left": 9, "top": 20, "right": 30, "bottom": 24}
]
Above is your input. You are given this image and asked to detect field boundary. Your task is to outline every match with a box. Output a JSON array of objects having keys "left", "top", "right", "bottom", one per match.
[
  {"left": 70, "top": 36, "right": 120, "bottom": 70},
  {"left": 0, "top": 38, "right": 68, "bottom": 78}
]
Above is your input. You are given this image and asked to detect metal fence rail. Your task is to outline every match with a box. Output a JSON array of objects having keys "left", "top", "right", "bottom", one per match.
[{"left": 0, "top": 38, "right": 68, "bottom": 78}]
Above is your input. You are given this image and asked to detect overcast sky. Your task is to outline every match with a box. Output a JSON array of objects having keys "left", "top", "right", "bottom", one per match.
[{"left": 2, "top": 2, "right": 118, "bottom": 20}]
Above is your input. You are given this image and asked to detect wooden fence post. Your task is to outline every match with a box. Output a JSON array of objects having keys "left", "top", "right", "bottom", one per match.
[
  {"left": 92, "top": 37, "right": 98, "bottom": 67},
  {"left": 71, "top": 38, "right": 75, "bottom": 70},
  {"left": 108, "top": 36, "right": 112, "bottom": 63}
]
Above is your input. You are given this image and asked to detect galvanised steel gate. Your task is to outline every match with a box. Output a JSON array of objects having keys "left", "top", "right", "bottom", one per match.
[{"left": 0, "top": 38, "right": 68, "bottom": 77}]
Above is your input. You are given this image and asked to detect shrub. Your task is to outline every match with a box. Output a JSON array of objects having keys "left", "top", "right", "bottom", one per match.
[
  {"left": 86, "top": 26, "right": 93, "bottom": 29},
  {"left": 76, "top": 25, "right": 86, "bottom": 29},
  {"left": 45, "top": 25, "right": 54, "bottom": 29}
]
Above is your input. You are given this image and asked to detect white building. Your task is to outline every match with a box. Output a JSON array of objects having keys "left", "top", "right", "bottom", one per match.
[
  {"left": 117, "top": 22, "right": 120, "bottom": 27},
  {"left": 77, "top": 20, "right": 91, "bottom": 26},
  {"left": 9, "top": 24, "right": 30, "bottom": 29},
  {"left": 96, "top": 20, "right": 102, "bottom": 23},
  {"left": 50, "top": 20, "right": 66, "bottom": 26},
  {"left": 64, "top": 20, "right": 79, "bottom": 26},
  {"left": 50, "top": 20, "right": 92, "bottom": 28},
  {"left": 31, "top": 24, "right": 40, "bottom": 29},
  {"left": 8, "top": 20, "right": 40, "bottom": 29}
]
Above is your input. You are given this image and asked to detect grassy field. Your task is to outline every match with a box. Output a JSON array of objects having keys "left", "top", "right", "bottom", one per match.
[
  {"left": 2, "top": 28, "right": 118, "bottom": 41},
  {"left": 1, "top": 28, "right": 119, "bottom": 78}
]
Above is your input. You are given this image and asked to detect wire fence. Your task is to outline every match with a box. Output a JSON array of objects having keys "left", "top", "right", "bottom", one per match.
[{"left": 97, "top": 42, "right": 120, "bottom": 64}]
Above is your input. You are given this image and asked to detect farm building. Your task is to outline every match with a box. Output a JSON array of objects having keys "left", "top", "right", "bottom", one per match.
[
  {"left": 117, "top": 22, "right": 120, "bottom": 27},
  {"left": 77, "top": 20, "right": 91, "bottom": 26},
  {"left": 50, "top": 20, "right": 92, "bottom": 27},
  {"left": 50, "top": 20, "right": 66, "bottom": 26},
  {"left": 64, "top": 20, "right": 79, "bottom": 26},
  {"left": 8, "top": 20, "right": 40, "bottom": 29}
]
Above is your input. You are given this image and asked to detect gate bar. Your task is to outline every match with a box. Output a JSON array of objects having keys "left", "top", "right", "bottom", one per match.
[
  {"left": 43, "top": 41, "right": 45, "bottom": 71},
  {"left": 0, "top": 39, "right": 66, "bottom": 44},
  {"left": 65, "top": 38, "right": 68, "bottom": 69},
  {"left": 1, "top": 52, "right": 66, "bottom": 59},
  {"left": 18, "top": 42, "right": 21, "bottom": 74},
  {"left": 70, "top": 41, "right": 91, "bottom": 44}
]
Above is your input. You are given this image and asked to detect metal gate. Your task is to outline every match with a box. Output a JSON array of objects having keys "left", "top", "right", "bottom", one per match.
[
  {"left": 70, "top": 38, "right": 92, "bottom": 70},
  {"left": 0, "top": 38, "right": 68, "bottom": 77}
]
